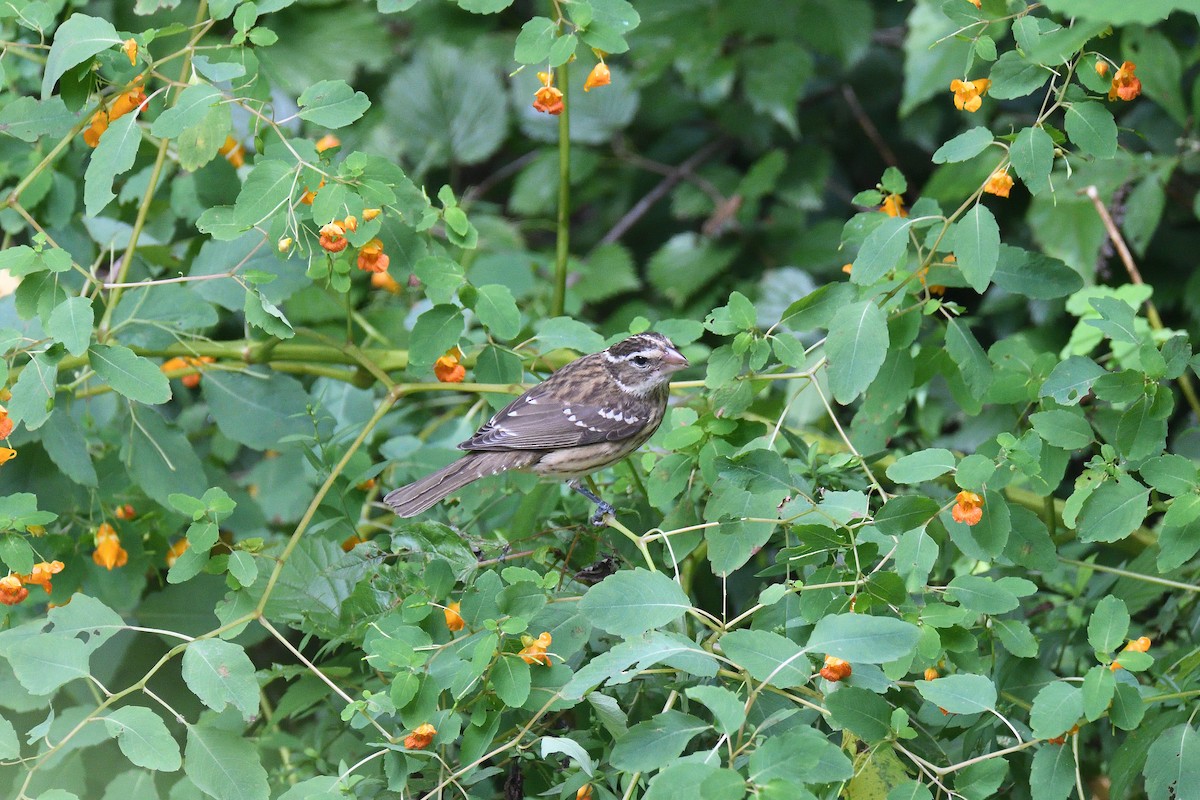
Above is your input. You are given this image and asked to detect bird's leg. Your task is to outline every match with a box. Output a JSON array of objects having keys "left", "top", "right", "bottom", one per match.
[{"left": 568, "top": 479, "right": 615, "bottom": 526}]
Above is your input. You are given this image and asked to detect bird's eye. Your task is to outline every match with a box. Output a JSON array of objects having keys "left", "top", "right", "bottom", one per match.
[{"left": 631, "top": 355, "right": 651, "bottom": 368}]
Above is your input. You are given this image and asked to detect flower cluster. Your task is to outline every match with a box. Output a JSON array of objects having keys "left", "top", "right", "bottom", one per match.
[
  {"left": 519, "top": 631, "right": 553, "bottom": 665},
  {"left": 0, "top": 561, "right": 64, "bottom": 606},
  {"left": 83, "top": 81, "right": 147, "bottom": 147},
  {"left": 951, "top": 491, "right": 984, "bottom": 526}
]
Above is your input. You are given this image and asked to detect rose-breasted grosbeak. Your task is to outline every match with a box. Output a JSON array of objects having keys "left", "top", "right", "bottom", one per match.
[{"left": 384, "top": 332, "right": 689, "bottom": 523}]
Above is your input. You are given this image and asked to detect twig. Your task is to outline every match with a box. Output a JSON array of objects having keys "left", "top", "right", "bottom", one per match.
[{"left": 842, "top": 85, "right": 898, "bottom": 167}]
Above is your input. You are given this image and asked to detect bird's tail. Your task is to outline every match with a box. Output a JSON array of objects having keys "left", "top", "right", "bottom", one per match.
[{"left": 384, "top": 451, "right": 532, "bottom": 517}]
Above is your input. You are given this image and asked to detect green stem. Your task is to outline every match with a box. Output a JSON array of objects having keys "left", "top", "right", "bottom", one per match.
[{"left": 552, "top": 60, "right": 570, "bottom": 318}]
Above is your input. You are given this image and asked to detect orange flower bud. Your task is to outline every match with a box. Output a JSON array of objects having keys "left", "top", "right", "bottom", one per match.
[
  {"left": 319, "top": 222, "right": 348, "bottom": 253},
  {"left": 0, "top": 447, "right": 16, "bottom": 465},
  {"left": 166, "top": 539, "right": 189, "bottom": 568},
  {"left": 341, "top": 534, "right": 365, "bottom": 552},
  {"left": 370, "top": 270, "right": 401, "bottom": 294},
  {"left": 841, "top": 263, "right": 853, "bottom": 274},
  {"left": 1127, "top": 636, "right": 1152, "bottom": 652},
  {"left": 404, "top": 723, "right": 437, "bottom": 749},
  {"left": 434, "top": 349, "right": 466, "bottom": 383},
  {"left": 123, "top": 38, "right": 138, "bottom": 65},
  {"left": 576, "top": 785, "right": 593, "bottom": 800},
  {"left": 362, "top": 208, "right": 382, "bottom": 221},
  {"left": 115, "top": 504, "right": 136, "bottom": 521},
  {"left": 924, "top": 667, "right": 939, "bottom": 681},
  {"left": 519, "top": 631, "right": 553, "bottom": 665},
  {"left": 356, "top": 238, "right": 389, "bottom": 273},
  {"left": 0, "top": 575, "right": 28, "bottom": 606},
  {"left": 278, "top": 237, "right": 293, "bottom": 253},
  {"left": 315, "top": 134, "right": 341, "bottom": 153},
  {"left": 93, "top": 523, "right": 128, "bottom": 570},
  {"left": 820, "top": 655, "right": 852, "bottom": 682},
  {"left": 583, "top": 62, "right": 611, "bottom": 92},
  {"left": 1108, "top": 61, "right": 1141, "bottom": 102},
  {"left": 342, "top": 215, "right": 358, "bottom": 232},
  {"left": 533, "top": 85, "right": 565, "bottom": 115},
  {"left": 1095, "top": 60, "right": 1110, "bottom": 78},
  {"left": 951, "top": 491, "right": 984, "bottom": 526},
  {"left": 217, "top": 135, "right": 245, "bottom": 168},
  {"left": 950, "top": 78, "right": 991, "bottom": 112},
  {"left": 444, "top": 601, "right": 465, "bottom": 632},
  {"left": 880, "top": 193, "right": 907, "bottom": 218},
  {"left": 983, "top": 168, "right": 1014, "bottom": 198}
]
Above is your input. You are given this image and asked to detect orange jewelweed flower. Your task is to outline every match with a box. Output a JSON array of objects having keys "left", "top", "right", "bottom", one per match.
[
  {"left": 952, "top": 491, "right": 984, "bottom": 526},
  {"left": 519, "top": 631, "right": 553, "bottom": 665},
  {"left": 434, "top": 349, "right": 466, "bottom": 384},
  {"left": 356, "top": 238, "right": 389, "bottom": 273},
  {"left": 18, "top": 561, "right": 64, "bottom": 594},
  {"left": 983, "top": 167, "right": 1014, "bottom": 198},
  {"left": 370, "top": 270, "right": 401, "bottom": 293},
  {"left": 404, "top": 723, "right": 437, "bottom": 749},
  {"left": 0, "top": 575, "right": 28, "bottom": 606},
  {"left": 115, "top": 504, "right": 136, "bottom": 521},
  {"left": 924, "top": 667, "right": 939, "bottom": 681},
  {"left": 820, "top": 655, "right": 852, "bottom": 682},
  {"left": 83, "top": 84, "right": 147, "bottom": 147},
  {"left": 444, "top": 601, "right": 465, "bottom": 632},
  {"left": 0, "top": 408, "right": 13, "bottom": 439},
  {"left": 583, "top": 62, "right": 611, "bottom": 92},
  {"left": 165, "top": 539, "right": 189, "bottom": 568},
  {"left": 93, "top": 523, "right": 128, "bottom": 570},
  {"left": 880, "top": 193, "right": 908, "bottom": 218},
  {"left": 217, "top": 136, "right": 245, "bottom": 168},
  {"left": 362, "top": 208, "right": 382, "bottom": 221},
  {"left": 950, "top": 78, "right": 991, "bottom": 113},
  {"left": 1108, "top": 61, "right": 1141, "bottom": 102},
  {"left": 1126, "top": 636, "right": 1152, "bottom": 652},
  {"left": 319, "top": 222, "right": 348, "bottom": 253},
  {"left": 0, "top": 447, "right": 16, "bottom": 465},
  {"left": 123, "top": 38, "right": 138, "bottom": 65},
  {"left": 576, "top": 785, "right": 593, "bottom": 800},
  {"left": 299, "top": 179, "right": 325, "bottom": 206},
  {"left": 315, "top": 134, "right": 341, "bottom": 153},
  {"left": 533, "top": 82, "right": 565, "bottom": 115}
]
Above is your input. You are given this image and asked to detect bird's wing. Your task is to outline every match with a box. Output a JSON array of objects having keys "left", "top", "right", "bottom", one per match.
[{"left": 460, "top": 387, "right": 650, "bottom": 451}]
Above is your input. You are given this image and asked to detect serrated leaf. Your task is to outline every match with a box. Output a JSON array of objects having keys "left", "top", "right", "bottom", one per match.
[
  {"left": 1030, "top": 745, "right": 1076, "bottom": 800},
  {"left": 473, "top": 284, "right": 521, "bottom": 340},
  {"left": 610, "top": 711, "right": 708, "bottom": 772},
  {"left": 408, "top": 305, "right": 465, "bottom": 370},
  {"left": 886, "top": 449, "right": 956, "bottom": 484},
  {"left": 850, "top": 216, "right": 912, "bottom": 285},
  {"left": 578, "top": 569, "right": 690, "bottom": 636},
  {"left": 84, "top": 113, "right": 142, "bottom": 217},
  {"left": 806, "top": 613, "right": 920, "bottom": 663},
  {"left": 184, "top": 724, "right": 269, "bottom": 800},
  {"left": 46, "top": 296, "right": 94, "bottom": 356},
  {"left": 953, "top": 204, "right": 1000, "bottom": 293},
  {"left": 826, "top": 301, "right": 888, "bottom": 404},
  {"left": 932, "top": 127, "right": 994, "bottom": 164},
  {"left": 719, "top": 629, "right": 810, "bottom": 688},
  {"left": 90, "top": 344, "right": 171, "bottom": 405},
  {"left": 916, "top": 673, "right": 997, "bottom": 713},
  {"left": 1087, "top": 596, "right": 1130, "bottom": 654},
  {"left": 1030, "top": 681, "right": 1083, "bottom": 739},
  {"left": 491, "top": 655, "right": 531, "bottom": 707},
  {"left": 945, "top": 318, "right": 993, "bottom": 398},
  {"left": 1143, "top": 723, "right": 1200, "bottom": 800},
  {"left": 298, "top": 80, "right": 371, "bottom": 129},
  {"left": 684, "top": 685, "right": 745, "bottom": 735},
  {"left": 150, "top": 83, "right": 223, "bottom": 138},
  {"left": 1065, "top": 101, "right": 1117, "bottom": 159},
  {"left": 42, "top": 14, "right": 121, "bottom": 99},
  {"left": 181, "top": 639, "right": 259, "bottom": 722},
  {"left": 1010, "top": 126, "right": 1053, "bottom": 195},
  {"left": 514, "top": 17, "right": 557, "bottom": 64},
  {"left": 1076, "top": 477, "right": 1148, "bottom": 543},
  {"left": 104, "top": 706, "right": 182, "bottom": 771},
  {"left": 244, "top": 291, "right": 294, "bottom": 339}
]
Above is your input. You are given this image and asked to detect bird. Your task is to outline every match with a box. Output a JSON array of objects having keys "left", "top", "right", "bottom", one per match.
[{"left": 384, "top": 332, "right": 689, "bottom": 524}]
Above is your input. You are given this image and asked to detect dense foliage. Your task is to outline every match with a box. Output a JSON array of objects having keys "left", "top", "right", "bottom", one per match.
[{"left": 2, "top": 0, "right": 1200, "bottom": 798}]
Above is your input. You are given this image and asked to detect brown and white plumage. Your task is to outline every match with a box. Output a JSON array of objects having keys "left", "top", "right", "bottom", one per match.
[{"left": 384, "top": 332, "right": 689, "bottom": 522}]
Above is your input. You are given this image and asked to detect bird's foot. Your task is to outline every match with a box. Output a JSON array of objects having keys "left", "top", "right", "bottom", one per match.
[{"left": 589, "top": 501, "right": 616, "bottom": 527}]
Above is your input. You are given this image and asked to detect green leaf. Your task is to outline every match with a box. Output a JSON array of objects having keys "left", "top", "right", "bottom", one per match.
[
  {"left": 561, "top": 632, "right": 717, "bottom": 700},
  {"left": 826, "top": 301, "right": 889, "bottom": 404},
  {"left": 992, "top": 245, "right": 1083, "bottom": 299},
  {"left": 1143, "top": 724, "right": 1200, "bottom": 800},
  {"left": 1076, "top": 477, "right": 1148, "bottom": 544},
  {"left": 233, "top": 160, "right": 295, "bottom": 229},
  {"left": 578, "top": 569, "right": 691, "bottom": 636},
  {"left": 850, "top": 216, "right": 911, "bottom": 285},
  {"left": 42, "top": 14, "right": 121, "bottom": 99},
  {"left": 932, "top": 127, "right": 994, "bottom": 164},
  {"left": 886, "top": 449, "right": 956, "bottom": 484},
  {"left": 491, "top": 655, "right": 531, "bottom": 707},
  {"left": 1030, "top": 745, "right": 1076, "bottom": 800},
  {"left": 1065, "top": 102, "right": 1117, "bottom": 159},
  {"left": 778, "top": 282, "right": 857, "bottom": 332},
  {"left": 84, "top": 113, "right": 143, "bottom": 217},
  {"left": 989, "top": 50, "right": 1048, "bottom": 99},
  {"left": 0, "top": 714, "right": 17, "bottom": 760},
  {"left": 104, "top": 706, "right": 182, "bottom": 772},
  {"left": 609, "top": 711, "right": 708, "bottom": 772},
  {"left": 824, "top": 685, "right": 892, "bottom": 742},
  {"left": 684, "top": 685, "right": 746, "bottom": 736},
  {"left": 953, "top": 204, "right": 1000, "bottom": 293},
  {"left": 201, "top": 368, "right": 311, "bottom": 450},
  {"left": 1010, "top": 126, "right": 1053, "bottom": 195},
  {"left": 89, "top": 344, "right": 171, "bottom": 405},
  {"left": 579, "top": 0, "right": 641, "bottom": 54},
  {"left": 42, "top": 409, "right": 99, "bottom": 487},
  {"left": 408, "top": 305, "right": 465, "bottom": 370},
  {"left": 915, "top": 674, "right": 997, "bottom": 713},
  {"left": 176, "top": 103, "right": 232, "bottom": 171},
  {"left": 1041, "top": 0, "right": 1180, "bottom": 25},
  {"left": 181, "top": 639, "right": 259, "bottom": 722},
  {"left": 993, "top": 619, "right": 1039, "bottom": 657},
  {"left": 128, "top": 407, "right": 207, "bottom": 507},
  {"left": 9, "top": 351, "right": 60, "bottom": 431},
  {"left": 0, "top": 534, "right": 35, "bottom": 573},
  {"left": 539, "top": 736, "right": 594, "bottom": 776},
  {"left": 46, "top": 296, "right": 94, "bottom": 356},
  {"left": 946, "top": 318, "right": 993, "bottom": 399},
  {"left": 945, "top": 575, "right": 1019, "bottom": 614},
  {"left": 227, "top": 551, "right": 257, "bottom": 587},
  {"left": 6, "top": 635, "right": 90, "bottom": 695},
  {"left": 184, "top": 724, "right": 270, "bottom": 800},
  {"left": 1110, "top": 682, "right": 1145, "bottom": 730},
  {"left": 473, "top": 284, "right": 521, "bottom": 340},
  {"left": 0, "top": 96, "right": 77, "bottom": 142},
  {"left": 719, "top": 629, "right": 810, "bottom": 689},
  {"left": 150, "top": 83, "right": 223, "bottom": 138},
  {"left": 1081, "top": 665, "right": 1115, "bottom": 721},
  {"left": 536, "top": 316, "right": 607, "bottom": 354},
  {"left": 1030, "top": 681, "right": 1083, "bottom": 739},
  {"left": 1086, "top": 296, "right": 1140, "bottom": 344},
  {"left": 514, "top": 17, "right": 557, "bottom": 64},
  {"left": 644, "top": 764, "right": 742, "bottom": 800},
  {"left": 1140, "top": 454, "right": 1198, "bottom": 496},
  {"left": 748, "top": 726, "right": 852, "bottom": 784},
  {"left": 1087, "top": 596, "right": 1130, "bottom": 654},
  {"left": 876, "top": 496, "right": 941, "bottom": 536},
  {"left": 298, "top": 80, "right": 371, "bottom": 128},
  {"left": 1030, "top": 408, "right": 1093, "bottom": 450},
  {"left": 1040, "top": 356, "right": 1105, "bottom": 405},
  {"left": 244, "top": 291, "right": 295, "bottom": 339},
  {"left": 806, "top": 613, "right": 920, "bottom": 663}
]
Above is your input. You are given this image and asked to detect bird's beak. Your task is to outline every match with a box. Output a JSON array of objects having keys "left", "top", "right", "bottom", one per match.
[{"left": 662, "top": 346, "right": 690, "bottom": 373}]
